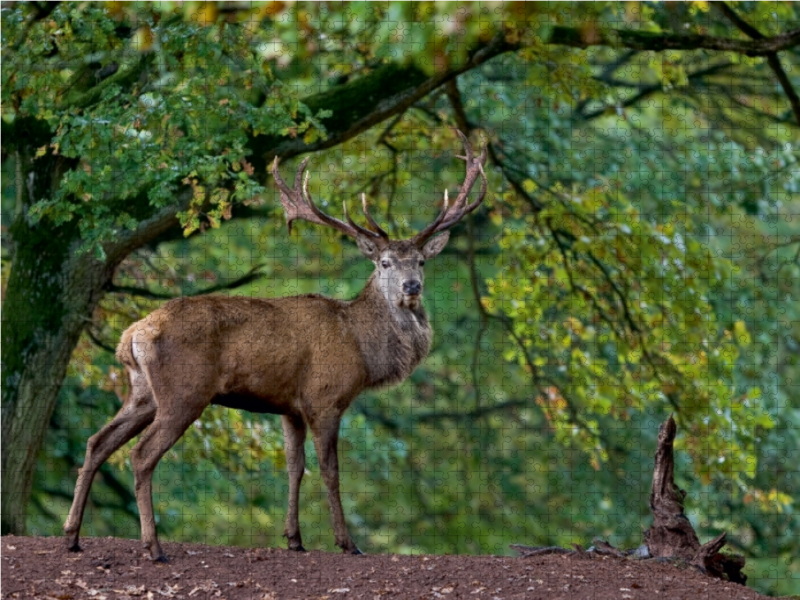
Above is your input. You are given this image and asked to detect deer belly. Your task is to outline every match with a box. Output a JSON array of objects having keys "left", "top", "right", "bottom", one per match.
[{"left": 211, "top": 392, "right": 286, "bottom": 414}]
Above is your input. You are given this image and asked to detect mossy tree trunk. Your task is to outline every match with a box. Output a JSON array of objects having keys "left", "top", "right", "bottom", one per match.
[
  {"left": 1, "top": 241, "right": 111, "bottom": 534},
  {"left": 0, "top": 119, "right": 112, "bottom": 534}
]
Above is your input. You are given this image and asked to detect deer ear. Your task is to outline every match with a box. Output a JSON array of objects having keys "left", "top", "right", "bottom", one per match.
[
  {"left": 421, "top": 231, "right": 449, "bottom": 259},
  {"left": 355, "top": 233, "right": 381, "bottom": 261}
]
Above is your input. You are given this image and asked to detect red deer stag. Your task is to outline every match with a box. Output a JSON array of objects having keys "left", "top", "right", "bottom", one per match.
[{"left": 63, "top": 131, "right": 488, "bottom": 561}]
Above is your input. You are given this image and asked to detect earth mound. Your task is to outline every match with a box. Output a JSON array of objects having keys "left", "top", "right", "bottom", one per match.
[{"left": 2, "top": 535, "right": 768, "bottom": 600}]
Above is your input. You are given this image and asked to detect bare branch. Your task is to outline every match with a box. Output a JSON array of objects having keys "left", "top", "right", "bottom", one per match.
[
  {"left": 715, "top": 2, "right": 800, "bottom": 126},
  {"left": 581, "top": 62, "right": 736, "bottom": 120},
  {"left": 85, "top": 328, "right": 116, "bottom": 354},
  {"left": 545, "top": 24, "right": 800, "bottom": 56},
  {"left": 107, "top": 264, "right": 267, "bottom": 300}
]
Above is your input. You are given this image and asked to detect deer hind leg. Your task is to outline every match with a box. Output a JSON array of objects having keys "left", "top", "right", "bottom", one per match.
[
  {"left": 281, "top": 414, "right": 307, "bottom": 551},
  {"left": 130, "top": 388, "right": 206, "bottom": 562},
  {"left": 311, "top": 413, "right": 362, "bottom": 555},
  {"left": 63, "top": 370, "right": 156, "bottom": 552}
]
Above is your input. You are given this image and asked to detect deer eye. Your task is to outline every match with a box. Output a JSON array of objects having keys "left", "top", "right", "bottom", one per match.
[
  {"left": 419, "top": 260, "right": 425, "bottom": 266},
  {"left": 381, "top": 259, "right": 391, "bottom": 269}
]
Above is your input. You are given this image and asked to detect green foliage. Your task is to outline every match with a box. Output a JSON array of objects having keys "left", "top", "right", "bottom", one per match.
[
  {"left": 2, "top": 3, "right": 324, "bottom": 253},
  {"left": 487, "top": 188, "right": 770, "bottom": 485}
]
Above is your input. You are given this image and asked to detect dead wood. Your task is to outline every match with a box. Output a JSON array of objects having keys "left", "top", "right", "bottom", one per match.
[
  {"left": 589, "top": 539, "right": 627, "bottom": 558},
  {"left": 644, "top": 415, "right": 747, "bottom": 585},
  {"left": 509, "top": 415, "right": 748, "bottom": 585},
  {"left": 643, "top": 415, "right": 701, "bottom": 559},
  {"left": 510, "top": 415, "right": 748, "bottom": 586},
  {"left": 509, "top": 544, "right": 573, "bottom": 557}
]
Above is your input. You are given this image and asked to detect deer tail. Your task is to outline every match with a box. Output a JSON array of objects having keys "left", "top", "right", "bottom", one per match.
[{"left": 116, "top": 326, "right": 137, "bottom": 369}]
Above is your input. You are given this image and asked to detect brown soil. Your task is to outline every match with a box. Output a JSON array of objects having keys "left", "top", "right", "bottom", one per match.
[{"left": 1, "top": 535, "right": 772, "bottom": 600}]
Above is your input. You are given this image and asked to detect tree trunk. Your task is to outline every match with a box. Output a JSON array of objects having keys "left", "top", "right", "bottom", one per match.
[
  {"left": 1, "top": 227, "right": 116, "bottom": 534},
  {"left": 1, "top": 128, "right": 111, "bottom": 535}
]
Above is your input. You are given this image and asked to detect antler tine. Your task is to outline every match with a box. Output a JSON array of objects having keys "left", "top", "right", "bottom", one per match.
[
  {"left": 271, "top": 156, "right": 358, "bottom": 238},
  {"left": 271, "top": 155, "right": 310, "bottom": 204},
  {"left": 412, "top": 189, "right": 451, "bottom": 245},
  {"left": 412, "top": 130, "right": 488, "bottom": 247},
  {"left": 446, "top": 132, "right": 487, "bottom": 215},
  {"left": 361, "top": 193, "right": 389, "bottom": 239},
  {"left": 436, "top": 159, "right": 487, "bottom": 231},
  {"left": 342, "top": 197, "right": 382, "bottom": 239},
  {"left": 300, "top": 170, "right": 376, "bottom": 239},
  {"left": 453, "top": 128, "right": 474, "bottom": 164}
]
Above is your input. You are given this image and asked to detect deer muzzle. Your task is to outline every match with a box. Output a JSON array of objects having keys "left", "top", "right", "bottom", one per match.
[{"left": 403, "top": 280, "right": 422, "bottom": 296}]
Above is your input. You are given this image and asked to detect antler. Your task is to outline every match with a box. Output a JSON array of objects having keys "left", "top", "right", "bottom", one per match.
[
  {"left": 412, "top": 130, "right": 488, "bottom": 247},
  {"left": 271, "top": 157, "right": 389, "bottom": 243}
]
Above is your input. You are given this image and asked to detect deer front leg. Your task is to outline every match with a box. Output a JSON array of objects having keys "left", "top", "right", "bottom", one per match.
[
  {"left": 311, "top": 415, "right": 362, "bottom": 555},
  {"left": 281, "top": 414, "right": 307, "bottom": 551}
]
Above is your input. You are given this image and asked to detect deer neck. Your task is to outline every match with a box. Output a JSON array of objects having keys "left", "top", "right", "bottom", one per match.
[{"left": 349, "top": 272, "right": 432, "bottom": 388}]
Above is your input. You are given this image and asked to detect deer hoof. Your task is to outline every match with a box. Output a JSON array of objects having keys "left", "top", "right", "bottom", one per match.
[
  {"left": 285, "top": 534, "right": 306, "bottom": 552},
  {"left": 152, "top": 554, "right": 170, "bottom": 563},
  {"left": 66, "top": 540, "right": 82, "bottom": 553},
  {"left": 346, "top": 546, "right": 363, "bottom": 555}
]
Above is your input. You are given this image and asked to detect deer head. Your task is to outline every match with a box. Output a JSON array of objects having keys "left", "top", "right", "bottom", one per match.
[{"left": 271, "top": 131, "right": 488, "bottom": 309}]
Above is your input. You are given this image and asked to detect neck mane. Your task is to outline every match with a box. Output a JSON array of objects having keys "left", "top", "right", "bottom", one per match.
[{"left": 347, "top": 271, "right": 432, "bottom": 388}]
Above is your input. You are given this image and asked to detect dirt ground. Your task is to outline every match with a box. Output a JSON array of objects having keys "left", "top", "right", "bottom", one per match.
[{"left": 1, "top": 535, "right": 775, "bottom": 600}]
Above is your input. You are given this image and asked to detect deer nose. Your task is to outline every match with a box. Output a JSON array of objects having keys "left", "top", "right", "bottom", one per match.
[{"left": 403, "top": 280, "right": 421, "bottom": 295}]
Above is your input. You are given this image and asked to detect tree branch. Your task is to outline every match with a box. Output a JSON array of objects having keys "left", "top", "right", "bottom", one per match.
[
  {"left": 445, "top": 80, "right": 546, "bottom": 214},
  {"left": 101, "top": 36, "right": 521, "bottom": 256},
  {"left": 248, "top": 34, "right": 519, "bottom": 167},
  {"left": 714, "top": 2, "right": 800, "bottom": 127},
  {"left": 66, "top": 18, "right": 800, "bottom": 269},
  {"left": 356, "top": 398, "right": 530, "bottom": 428},
  {"left": 581, "top": 61, "right": 736, "bottom": 120},
  {"left": 107, "top": 264, "right": 267, "bottom": 300},
  {"left": 545, "top": 24, "right": 800, "bottom": 56},
  {"left": 85, "top": 327, "right": 116, "bottom": 355},
  {"left": 103, "top": 196, "right": 191, "bottom": 267}
]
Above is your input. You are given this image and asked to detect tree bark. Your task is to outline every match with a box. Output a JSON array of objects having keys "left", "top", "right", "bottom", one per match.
[
  {"left": 0, "top": 182, "right": 184, "bottom": 536},
  {"left": 1, "top": 246, "right": 110, "bottom": 534}
]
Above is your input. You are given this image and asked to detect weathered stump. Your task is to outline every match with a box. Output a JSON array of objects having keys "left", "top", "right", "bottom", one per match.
[{"left": 643, "top": 415, "right": 747, "bottom": 584}]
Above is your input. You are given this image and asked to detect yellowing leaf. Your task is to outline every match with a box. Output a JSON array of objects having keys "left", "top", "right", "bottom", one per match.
[
  {"left": 564, "top": 317, "right": 583, "bottom": 335},
  {"left": 733, "top": 320, "right": 751, "bottom": 346},
  {"left": 132, "top": 26, "right": 154, "bottom": 52}
]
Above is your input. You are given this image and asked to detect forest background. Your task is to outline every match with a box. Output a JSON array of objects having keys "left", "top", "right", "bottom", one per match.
[{"left": 1, "top": 2, "right": 798, "bottom": 596}]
